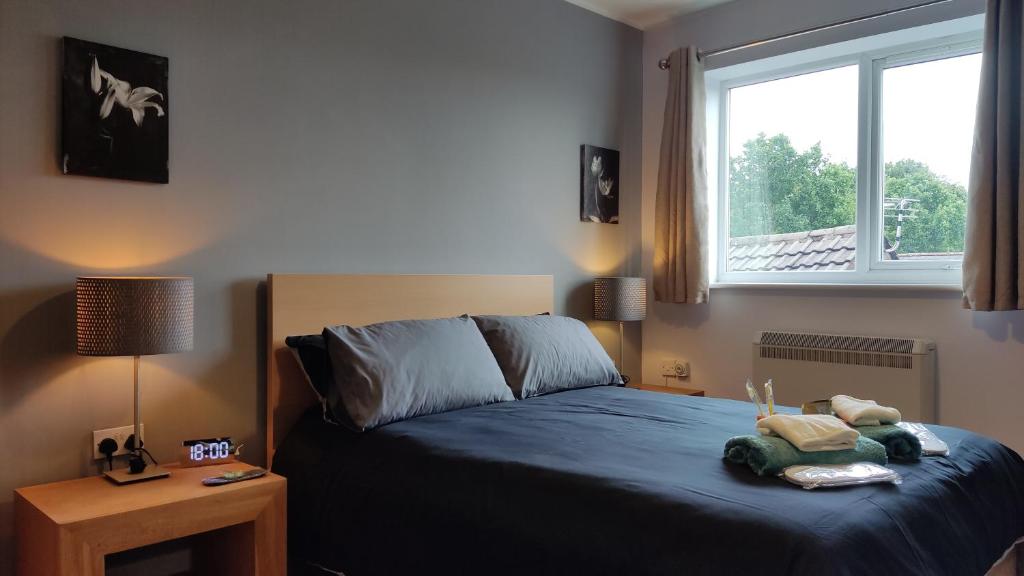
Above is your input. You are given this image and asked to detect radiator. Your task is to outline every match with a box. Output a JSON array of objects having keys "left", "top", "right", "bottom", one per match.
[{"left": 753, "top": 331, "right": 937, "bottom": 423}]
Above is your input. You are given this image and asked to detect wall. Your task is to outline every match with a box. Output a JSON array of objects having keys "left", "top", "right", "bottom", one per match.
[
  {"left": 640, "top": 0, "right": 1024, "bottom": 454},
  {"left": 0, "top": 0, "right": 642, "bottom": 571}
]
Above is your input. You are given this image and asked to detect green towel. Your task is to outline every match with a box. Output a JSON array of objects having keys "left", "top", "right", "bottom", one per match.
[
  {"left": 724, "top": 435, "right": 888, "bottom": 476},
  {"left": 856, "top": 425, "right": 922, "bottom": 461}
]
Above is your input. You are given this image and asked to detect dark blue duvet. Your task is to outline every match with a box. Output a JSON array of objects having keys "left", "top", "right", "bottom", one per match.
[{"left": 273, "top": 386, "right": 1024, "bottom": 575}]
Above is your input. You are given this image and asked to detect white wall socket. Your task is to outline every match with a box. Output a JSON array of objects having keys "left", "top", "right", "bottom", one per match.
[
  {"left": 92, "top": 424, "right": 144, "bottom": 460},
  {"left": 660, "top": 360, "right": 690, "bottom": 378}
]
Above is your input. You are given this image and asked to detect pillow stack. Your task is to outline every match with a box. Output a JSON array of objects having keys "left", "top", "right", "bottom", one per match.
[{"left": 287, "top": 313, "right": 621, "bottom": 431}]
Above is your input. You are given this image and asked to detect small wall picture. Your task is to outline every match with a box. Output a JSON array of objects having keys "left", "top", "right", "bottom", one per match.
[
  {"left": 62, "top": 37, "right": 169, "bottom": 183},
  {"left": 580, "top": 144, "right": 619, "bottom": 224}
]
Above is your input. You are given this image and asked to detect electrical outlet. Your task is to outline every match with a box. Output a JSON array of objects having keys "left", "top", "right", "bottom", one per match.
[
  {"left": 660, "top": 360, "right": 677, "bottom": 377},
  {"left": 92, "top": 424, "right": 144, "bottom": 460},
  {"left": 660, "top": 360, "right": 690, "bottom": 378},
  {"left": 675, "top": 361, "right": 690, "bottom": 378}
]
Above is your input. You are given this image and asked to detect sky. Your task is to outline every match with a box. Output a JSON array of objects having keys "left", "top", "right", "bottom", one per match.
[{"left": 728, "top": 53, "right": 983, "bottom": 188}]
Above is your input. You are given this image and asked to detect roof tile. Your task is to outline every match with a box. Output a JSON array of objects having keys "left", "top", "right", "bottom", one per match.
[{"left": 729, "top": 225, "right": 857, "bottom": 272}]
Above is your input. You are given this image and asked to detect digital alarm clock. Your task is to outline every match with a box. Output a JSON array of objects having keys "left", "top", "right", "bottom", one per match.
[{"left": 179, "top": 437, "right": 236, "bottom": 467}]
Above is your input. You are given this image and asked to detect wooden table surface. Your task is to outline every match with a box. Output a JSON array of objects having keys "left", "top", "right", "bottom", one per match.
[{"left": 628, "top": 383, "right": 706, "bottom": 396}]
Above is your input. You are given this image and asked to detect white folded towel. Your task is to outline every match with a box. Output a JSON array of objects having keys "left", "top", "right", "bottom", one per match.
[
  {"left": 756, "top": 414, "right": 860, "bottom": 452},
  {"left": 831, "top": 395, "right": 902, "bottom": 426}
]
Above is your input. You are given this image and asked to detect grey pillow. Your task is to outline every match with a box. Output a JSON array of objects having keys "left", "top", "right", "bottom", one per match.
[
  {"left": 472, "top": 315, "right": 622, "bottom": 399},
  {"left": 324, "top": 315, "right": 514, "bottom": 430}
]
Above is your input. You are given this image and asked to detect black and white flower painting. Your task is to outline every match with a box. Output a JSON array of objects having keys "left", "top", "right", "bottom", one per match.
[
  {"left": 580, "top": 145, "right": 619, "bottom": 224},
  {"left": 62, "top": 37, "right": 169, "bottom": 183}
]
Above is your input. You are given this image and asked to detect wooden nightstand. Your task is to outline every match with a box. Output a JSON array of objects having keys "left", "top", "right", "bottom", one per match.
[
  {"left": 629, "top": 383, "right": 705, "bottom": 396},
  {"left": 14, "top": 463, "right": 285, "bottom": 576}
]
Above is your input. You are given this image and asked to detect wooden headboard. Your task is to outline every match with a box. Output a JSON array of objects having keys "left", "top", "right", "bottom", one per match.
[{"left": 266, "top": 274, "right": 555, "bottom": 465}]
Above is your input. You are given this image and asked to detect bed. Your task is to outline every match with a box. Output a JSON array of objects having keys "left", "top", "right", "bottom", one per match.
[{"left": 265, "top": 274, "right": 1024, "bottom": 575}]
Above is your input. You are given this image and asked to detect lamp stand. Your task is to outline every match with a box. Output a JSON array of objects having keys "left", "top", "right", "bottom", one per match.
[
  {"left": 104, "top": 356, "right": 170, "bottom": 485},
  {"left": 134, "top": 354, "right": 141, "bottom": 459},
  {"left": 618, "top": 321, "right": 630, "bottom": 385}
]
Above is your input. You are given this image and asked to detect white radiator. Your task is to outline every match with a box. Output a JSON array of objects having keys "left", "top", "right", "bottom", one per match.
[{"left": 753, "top": 331, "right": 937, "bottom": 423}]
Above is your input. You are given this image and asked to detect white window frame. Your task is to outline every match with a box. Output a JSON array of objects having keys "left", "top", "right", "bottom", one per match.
[{"left": 707, "top": 16, "right": 984, "bottom": 287}]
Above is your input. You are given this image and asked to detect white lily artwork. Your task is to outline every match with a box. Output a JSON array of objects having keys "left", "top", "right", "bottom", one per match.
[
  {"left": 62, "top": 37, "right": 169, "bottom": 183},
  {"left": 580, "top": 144, "right": 620, "bottom": 224},
  {"left": 90, "top": 57, "right": 165, "bottom": 127}
]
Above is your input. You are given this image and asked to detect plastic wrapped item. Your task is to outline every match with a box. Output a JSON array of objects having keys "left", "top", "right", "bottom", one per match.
[
  {"left": 896, "top": 422, "right": 950, "bottom": 456},
  {"left": 782, "top": 463, "right": 903, "bottom": 490},
  {"left": 801, "top": 399, "right": 832, "bottom": 415}
]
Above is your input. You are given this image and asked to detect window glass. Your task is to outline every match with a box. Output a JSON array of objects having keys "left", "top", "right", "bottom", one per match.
[
  {"left": 880, "top": 53, "right": 982, "bottom": 261},
  {"left": 727, "top": 65, "right": 859, "bottom": 272}
]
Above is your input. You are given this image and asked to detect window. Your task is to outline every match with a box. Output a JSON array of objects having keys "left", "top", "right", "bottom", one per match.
[
  {"left": 710, "top": 20, "right": 983, "bottom": 285},
  {"left": 727, "top": 65, "right": 859, "bottom": 273},
  {"left": 878, "top": 51, "right": 981, "bottom": 263}
]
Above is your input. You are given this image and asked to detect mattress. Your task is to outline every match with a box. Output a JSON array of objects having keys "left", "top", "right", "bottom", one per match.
[{"left": 273, "top": 386, "right": 1024, "bottom": 576}]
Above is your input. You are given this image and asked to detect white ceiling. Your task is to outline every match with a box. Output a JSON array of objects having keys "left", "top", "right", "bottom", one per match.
[{"left": 563, "top": 0, "right": 735, "bottom": 29}]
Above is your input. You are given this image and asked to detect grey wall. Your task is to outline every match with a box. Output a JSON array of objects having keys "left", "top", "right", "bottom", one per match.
[
  {"left": 639, "top": 0, "right": 1024, "bottom": 455},
  {"left": 0, "top": 1, "right": 642, "bottom": 572}
]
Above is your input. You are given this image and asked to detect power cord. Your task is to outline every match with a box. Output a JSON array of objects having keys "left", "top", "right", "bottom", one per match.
[{"left": 124, "top": 434, "right": 159, "bottom": 467}]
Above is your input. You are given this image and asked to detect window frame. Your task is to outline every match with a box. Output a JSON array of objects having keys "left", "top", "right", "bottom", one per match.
[{"left": 709, "top": 23, "right": 983, "bottom": 287}]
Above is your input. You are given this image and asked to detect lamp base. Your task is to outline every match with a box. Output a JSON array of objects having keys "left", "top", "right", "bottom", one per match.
[{"left": 104, "top": 464, "right": 170, "bottom": 485}]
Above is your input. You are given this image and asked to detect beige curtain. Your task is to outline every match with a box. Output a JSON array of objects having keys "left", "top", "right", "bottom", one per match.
[
  {"left": 963, "top": 0, "right": 1024, "bottom": 311},
  {"left": 654, "top": 46, "right": 709, "bottom": 304}
]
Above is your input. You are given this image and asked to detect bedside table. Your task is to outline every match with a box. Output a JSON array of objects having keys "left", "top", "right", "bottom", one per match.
[
  {"left": 629, "top": 383, "right": 705, "bottom": 396},
  {"left": 15, "top": 464, "right": 285, "bottom": 576}
]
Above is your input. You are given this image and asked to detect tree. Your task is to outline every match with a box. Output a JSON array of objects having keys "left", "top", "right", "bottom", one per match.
[
  {"left": 882, "top": 159, "right": 967, "bottom": 255},
  {"left": 728, "top": 133, "right": 855, "bottom": 237},
  {"left": 728, "top": 133, "right": 967, "bottom": 256}
]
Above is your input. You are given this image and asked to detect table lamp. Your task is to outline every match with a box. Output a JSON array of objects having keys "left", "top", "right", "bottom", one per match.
[
  {"left": 594, "top": 277, "right": 647, "bottom": 383},
  {"left": 76, "top": 276, "right": 194, "bottom": 484}
]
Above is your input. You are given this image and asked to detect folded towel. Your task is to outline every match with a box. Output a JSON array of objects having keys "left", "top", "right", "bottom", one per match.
[
  {"left": 831, "top": 395, "right": 902, "bottom": 426},
  {"left": 756, "top": 414, "right": 860, "bottom": 452},
  {"left": 724, "top": 435, "right": 888, "bottom": 477},
  {"left": 856, "top": 424, "right": 922, "bottom": 461}
]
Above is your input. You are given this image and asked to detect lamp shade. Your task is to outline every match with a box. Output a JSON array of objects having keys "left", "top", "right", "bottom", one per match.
[
  {"left": 76, "top": 277, "right": 194, "bottom": 356},
  {"left": 593, "top": 277, "right": 647, "bottom": 322}
]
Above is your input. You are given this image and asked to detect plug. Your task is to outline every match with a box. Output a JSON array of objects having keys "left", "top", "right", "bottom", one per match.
[
  {"left": 128, "top": 454, "right": 147, "bottom": 474},
  {"left": 123, "top": 434, "right": 149, "bottom": 474},
  {"left": 97, "top": 437, "right": 118, "bottom": 471},
  {"left": 124, "top": 433, "right": 143, "bottom": 452}
]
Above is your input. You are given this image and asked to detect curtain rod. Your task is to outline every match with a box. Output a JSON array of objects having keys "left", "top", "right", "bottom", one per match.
[{"left": 657, "top": 0, "right": 953, "bottom": 70}]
